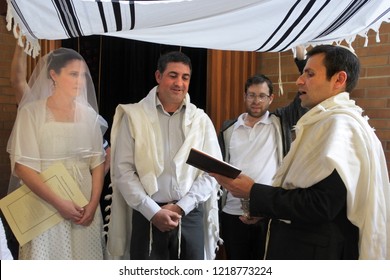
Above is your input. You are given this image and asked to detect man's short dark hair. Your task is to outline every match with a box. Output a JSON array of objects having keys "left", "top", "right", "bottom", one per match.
[
  {"left": 157, "top": 51, "right": 192, "bottom": 74},
  {"left": 307, "top": 45, "right": 360, "bottom": 93},
  {"left": 244, "top": 74, "right": 273, "bottom": 95}
]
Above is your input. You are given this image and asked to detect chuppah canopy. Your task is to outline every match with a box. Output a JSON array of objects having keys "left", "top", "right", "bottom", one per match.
[{"left": 6, "top": 0, "right": 390, "bottom": 57}]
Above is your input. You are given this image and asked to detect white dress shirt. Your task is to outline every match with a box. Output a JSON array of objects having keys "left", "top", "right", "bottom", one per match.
[{"left": 223, "top": 111, "right": 279, "bottom": 215}]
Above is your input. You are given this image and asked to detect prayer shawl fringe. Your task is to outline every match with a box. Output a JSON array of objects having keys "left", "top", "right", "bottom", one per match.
[
  {"left": 106, "top": 86, "right": 221, "bottom": 259},
  {"left": 273, "top": 92, "right": 390, "bottom": 259}
]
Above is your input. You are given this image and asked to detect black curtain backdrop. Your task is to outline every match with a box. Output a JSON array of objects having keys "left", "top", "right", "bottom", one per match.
[{"left": 62, "top": 36, "right": 208, "bottom": 141}]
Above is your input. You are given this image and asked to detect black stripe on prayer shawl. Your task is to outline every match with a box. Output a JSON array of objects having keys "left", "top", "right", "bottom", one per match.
[
  {"left": 112, "top": 2, "right": 123, "bottom": 31},
  {"left": 256, "top": 0, "right": 318, "bottom": 52},
  {"left": 10, "top": 1, "right": 38, "bottom": 39},
  {"left": 278, "top": 1, "right": 330, "bottom": 52},
  {"left": 97, "top": 1, "right": 108, "bottom": 33},
  {"left": 255, "top": 0, "right": 300, "bottom": 52},
  {"left": 115, "top": 0, "right": 136, "bottom": 30},
  {"left": 315, "top": 0, "right": 368, "bottom": 39},
  {"left": 63, "top": 0, "right": 84, "bottom": 36},
  {"left": 95, "top": 0, "right": 135, "bottom": 31},
  {"left": 52, "top": 0, "right": 83, "bottom": 38},
  {"left": 92, "top": 0, "right": 180, "bottom": 30},
  {"left": 129, "top": 1, "right": 135, "bottom": 30},
  {"left": 51, "top": 0, "right": 70, "bottom": 37},
  {"left": 93, "top": 0, "right": 173, "bottom": 2}
]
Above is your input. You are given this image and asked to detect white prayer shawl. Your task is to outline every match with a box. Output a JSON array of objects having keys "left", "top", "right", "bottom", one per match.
[
  {"left": 273, "top": 92, "right": 390, "bottom": 260},
  {"left": 107, "top": 86, "right": 222, "bottom": 259},
  {"left": 6, "top": 0, "right": 390, "bottom": 57}
]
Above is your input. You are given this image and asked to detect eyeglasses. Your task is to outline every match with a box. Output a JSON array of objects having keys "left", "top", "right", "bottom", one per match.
[{"left": 245, "top": 93, "right": 270, "bottom": 102}]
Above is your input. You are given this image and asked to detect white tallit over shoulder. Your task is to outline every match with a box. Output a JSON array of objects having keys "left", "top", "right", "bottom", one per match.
[
  {"left": 273, "top": 92, "right": 390, "bottom": 260},
  {"left": 107, "top": 86, "right": 222, "bottom": 259}
]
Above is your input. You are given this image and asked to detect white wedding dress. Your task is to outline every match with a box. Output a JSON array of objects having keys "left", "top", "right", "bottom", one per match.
[{"left": 13, "top": 100, "right": 105, "bottom": 260}]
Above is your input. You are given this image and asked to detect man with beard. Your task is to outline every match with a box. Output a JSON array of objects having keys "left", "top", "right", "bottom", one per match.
[{"left": 218, "top": 50, "right": 307, "bottom": 259}]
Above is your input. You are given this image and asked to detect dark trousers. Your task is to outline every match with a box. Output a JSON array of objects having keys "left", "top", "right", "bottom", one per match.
[
  {"left": 130, "top": 204, "right": 204, "bottom": 260},
  {"left": 220, "top": 211, "right": 267, "bottom": 260},
  {"left": 265, "top": 219, "right": 359, "bottom": 260}
]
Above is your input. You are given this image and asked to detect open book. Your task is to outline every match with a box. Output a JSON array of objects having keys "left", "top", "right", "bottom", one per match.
[{"left": 186, "top": 148, "right": 241, "bottom": 179}]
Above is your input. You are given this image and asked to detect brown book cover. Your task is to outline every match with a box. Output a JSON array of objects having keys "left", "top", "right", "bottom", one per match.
[{"left": 186, "top": 148, "right": 241, "bottom": 179}]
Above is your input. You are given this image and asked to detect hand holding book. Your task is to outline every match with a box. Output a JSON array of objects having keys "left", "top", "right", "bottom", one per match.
[{"left": 186, "top": 148, "right": 241, "bottom": 179}]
